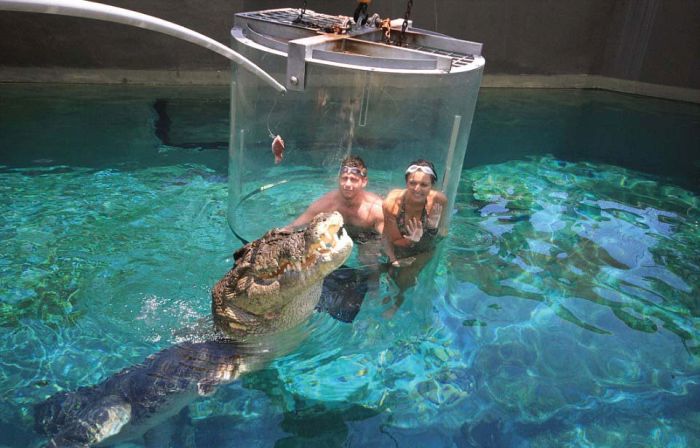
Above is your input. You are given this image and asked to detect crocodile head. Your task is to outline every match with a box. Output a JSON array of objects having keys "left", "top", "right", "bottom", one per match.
[{"left": 212, "top": 211, "right": 353, "bottom": 338}]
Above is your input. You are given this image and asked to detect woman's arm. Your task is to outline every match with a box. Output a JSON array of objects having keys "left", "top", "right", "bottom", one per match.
[
  {"left": 429, "top": 191, "right": 449, "bottom": 237},
  {"left": 382, "top": 191, "right": 416, "bottom": 250},
  {"left": 381, "top": 233, "right": 398, "bottom": 265}
]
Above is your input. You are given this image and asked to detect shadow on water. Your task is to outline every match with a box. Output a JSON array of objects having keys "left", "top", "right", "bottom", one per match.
[
  {"left": 208, "top": 367, "right": 383, "bottom": 448},
  {"left": 0, "top": 84, "right": 230, "bottom": 173}
]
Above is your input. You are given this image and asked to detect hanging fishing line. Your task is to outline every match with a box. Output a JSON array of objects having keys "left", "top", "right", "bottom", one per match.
[{"left": 266, "top": 95, "right": 280, "bottom": 139}]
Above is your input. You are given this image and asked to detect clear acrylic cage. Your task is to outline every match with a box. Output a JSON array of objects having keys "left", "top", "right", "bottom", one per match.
[{"left": 228, "top": 8, "right": 484, "bottom": 243}]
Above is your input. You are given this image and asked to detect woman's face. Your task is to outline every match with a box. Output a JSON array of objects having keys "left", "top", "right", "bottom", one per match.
[{"left": 405, "top": 172, "right": 433, "bottom": 202}]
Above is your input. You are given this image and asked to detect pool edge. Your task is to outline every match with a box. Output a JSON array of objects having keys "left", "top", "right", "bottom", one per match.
[{"left": 0, "top": 68, "right": 698, "bottom": 104}]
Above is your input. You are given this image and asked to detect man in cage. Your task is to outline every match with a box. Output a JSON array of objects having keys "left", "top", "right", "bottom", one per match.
[
  {"left": 289, "top": 155, "right": 385, "bottom": 245},
  {"left": 288, "top": 155, "right": 386, "bottom": 322}
]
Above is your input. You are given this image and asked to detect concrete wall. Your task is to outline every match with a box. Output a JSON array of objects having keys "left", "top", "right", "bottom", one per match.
[{"left": 0, "top": 0, "right": 698, "bottom": 90}]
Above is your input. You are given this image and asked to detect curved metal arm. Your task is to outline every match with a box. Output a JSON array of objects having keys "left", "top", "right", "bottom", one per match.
[{"left": 0, "top": 0, "right": 286, "bottom": 93}]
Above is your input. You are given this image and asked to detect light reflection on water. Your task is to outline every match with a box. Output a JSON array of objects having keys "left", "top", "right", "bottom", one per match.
[
  {"left": 0, "top": 87, "right": 699, "bottom": 447},
  {"left": 437, "top": 157, "right": 699, "bottom": 445}
]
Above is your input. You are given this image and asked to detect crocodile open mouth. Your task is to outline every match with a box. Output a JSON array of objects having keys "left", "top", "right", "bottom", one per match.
[
  {"left": 253, "top": 213, "right": 351, "bottom": 281},
  {"left": 304, "top": 211, "right": 353, "bottom": 260},
  {"left": 317, "top": 222, "right": 348, "bottom": 255}
]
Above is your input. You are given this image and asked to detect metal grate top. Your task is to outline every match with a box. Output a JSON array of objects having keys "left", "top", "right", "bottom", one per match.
[
  {"left": 238, "top": 8, "right": 349, "bottom": 33},
  {"left": 235, "top": 8, "right": 481, "bottom": 75},
  {"left": 408, "top": 45, "right": 475, "bottom": 68}
]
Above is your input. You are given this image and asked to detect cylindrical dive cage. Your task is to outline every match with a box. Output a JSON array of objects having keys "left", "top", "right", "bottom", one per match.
[{"left": 228, "top": 8, "right": 485, "bottom": 243}]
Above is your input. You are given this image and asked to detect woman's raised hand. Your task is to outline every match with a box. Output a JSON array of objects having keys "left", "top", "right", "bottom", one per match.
[
  {"left": 404, "top": 217, "right": 424, "bottom": 242},
  {"left": 427, "top": 203, "right": 443, "bottom": 229}
]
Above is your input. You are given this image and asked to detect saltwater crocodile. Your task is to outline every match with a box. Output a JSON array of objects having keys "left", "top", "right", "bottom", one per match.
[
  {"left": 34, "top": 212, "right": 353, "bottom": 447},
  {"left": 212, "top": 211, "right": 352, "bottom": 338}
]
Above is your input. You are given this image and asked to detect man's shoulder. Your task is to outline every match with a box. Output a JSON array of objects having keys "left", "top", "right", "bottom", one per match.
[{"left": 363, "top": 190, "right": 384, "bottom": 204}]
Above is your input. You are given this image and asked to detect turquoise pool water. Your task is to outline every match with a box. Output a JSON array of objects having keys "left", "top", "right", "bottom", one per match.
[{"left": 1, "top": 85, "right": 699, "bottom": 447}]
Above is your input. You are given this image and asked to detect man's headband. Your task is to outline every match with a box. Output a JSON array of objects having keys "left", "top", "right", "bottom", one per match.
[{"left": 339, "top": 165, "right": 367, "bottom": 177}]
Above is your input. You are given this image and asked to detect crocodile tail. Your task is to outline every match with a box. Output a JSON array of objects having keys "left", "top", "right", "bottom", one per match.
[
  {"left": 34, "top": 390, "right": 76, "bottom": 436},
  {"left": 35, "top": 391, "right": 131, "bottom": 447}
]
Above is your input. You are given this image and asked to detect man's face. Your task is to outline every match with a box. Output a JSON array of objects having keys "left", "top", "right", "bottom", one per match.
[{"left": 338, "top": 170, "right": 367, "bottom": 199}]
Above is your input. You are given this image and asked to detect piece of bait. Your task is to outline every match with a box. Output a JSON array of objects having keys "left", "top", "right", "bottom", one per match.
[{"left": 271, "top": 135, "right": 285, "bottom": 164}]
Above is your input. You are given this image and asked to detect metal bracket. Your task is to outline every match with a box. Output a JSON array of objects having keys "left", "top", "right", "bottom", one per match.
[{"left": 286, "top": 34, "right": 346, "bottom": 91}]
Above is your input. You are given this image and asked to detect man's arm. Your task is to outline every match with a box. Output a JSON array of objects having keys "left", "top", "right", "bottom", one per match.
[
  {"left": 289, "top": 192, "right": 334, "bottom": 228},
  {"left": 371, "top": 197, "right": 385, "bottom": 234}
]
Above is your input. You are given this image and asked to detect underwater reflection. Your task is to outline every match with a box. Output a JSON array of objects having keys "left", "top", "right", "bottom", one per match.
[{"left": 450, "top": 155, "right": 699, "bottom": 347}]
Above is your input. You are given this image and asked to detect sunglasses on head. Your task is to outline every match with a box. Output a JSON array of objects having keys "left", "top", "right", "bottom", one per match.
[
  {"left": 405, "top": 164, "right": 436, "bottom": 178},
  {"left": 339, "top": 166, "right": 367, "bottom": 177}
]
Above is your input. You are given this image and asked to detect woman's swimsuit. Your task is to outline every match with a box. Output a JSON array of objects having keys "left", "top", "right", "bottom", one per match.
[{"left": 395, "top": 192, "right": 439, "bottom": 257}]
